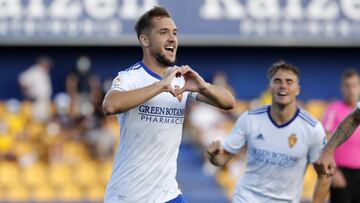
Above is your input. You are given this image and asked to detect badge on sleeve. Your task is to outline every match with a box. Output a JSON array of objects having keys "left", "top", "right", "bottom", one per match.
[{"left": 112, "top": 76, "right": 121, "bottom": 88}]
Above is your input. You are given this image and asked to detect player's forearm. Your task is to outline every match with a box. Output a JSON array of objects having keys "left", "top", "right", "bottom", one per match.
[
  {"left": 312, "top": 173, "right": 331, "bottom": 203},
  {"left": 325, "top": 108, "right": 360, "bottom": 150},
  {"left": 198, "top": 83, "right": 235, "bottom": 110},
  {"left": 102, "top": 82, "right": 165, "bottom": 115}
]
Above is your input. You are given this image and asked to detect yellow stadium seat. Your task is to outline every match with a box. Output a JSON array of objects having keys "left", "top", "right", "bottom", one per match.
[
  {"left": 84, "top": 184, "right": 105, "bottom": 202},
  {"left": 259, "top": 89, "right": 272, "bottom": 105},
  {"left": 73, "top": 161, "right": 99, "bottom": 188},
  {"left": 0, "top": 187, "right": 4, "bottom": 200},
  {"left": 23, "top": 162, "right": 48, "bottom": 188},
  {"left": 0, "top": 132, "right": 14, "bottom": 154},
  {"left": 99, "top": 160, "right": 113, "bottom": 185},
  {"left": 216, "top": 169, "right": 235, "bottom": 199},
  {"left": 14, "top": 140, "right": 34, "bottom": 158},
  {"left": 301, "top": 165, "right": 317, "bottom": 201},
  {"left": 57, "top": 184, "right": 83, "bottom": 202},
  {"left": 27, "top": 121, "right": 45, "bottom": 140},
  {"left": 0, "top": 161, "right": 20, "bottom": 188},
  {"left": 62, "top": 141, "right": 91, "bottom": 163},
  {"left": 6, "top": 113, "right": 25, "bottom": 136},
  {"left": 5, "top": 184, "right": 30, "bottom": 202},
  {"left": 305, "top": 100, "right": 328, "bottom": 120},
  {"left": 0, "top": 101, "right": 6, "bottom": 118},
  {"left": 48, "top": 163, "right": 73, "bottom": 188},
  {"left": 20, "top": 101, "right": 33, "bottom": 121},
  {"left": 32, "top": 183, "right": 56, "bottom": 202}
]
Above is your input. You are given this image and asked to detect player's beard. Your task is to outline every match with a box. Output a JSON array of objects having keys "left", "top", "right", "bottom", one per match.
[{"left": 155, "top": 52, "right": 176, "bottom": 67}]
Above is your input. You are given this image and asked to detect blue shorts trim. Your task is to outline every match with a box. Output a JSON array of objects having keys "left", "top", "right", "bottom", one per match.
[{"left": 165, "top": 194, "right": 187, "bottom": 203}]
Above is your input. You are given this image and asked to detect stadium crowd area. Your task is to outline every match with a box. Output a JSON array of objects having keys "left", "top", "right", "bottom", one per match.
[{"left": 0, "top": 86, "right": 328, "bottom": 202}]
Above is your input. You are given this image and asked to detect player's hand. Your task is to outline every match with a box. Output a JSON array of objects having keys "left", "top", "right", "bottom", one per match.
[
  {"left": 174, "top": 65, "right": 207, "bottom": 95},
  {"left": 314, "top": 148, "right": 336, "bottom": 177},
  {"left": 207, "top": 140, "right": 223, "bottom": 158},
  {"left": 158, "top": 66, "right": 182, "bottom": 97},
  {"left": 331, "top": 169, "right": 347, "bottom": 188}
]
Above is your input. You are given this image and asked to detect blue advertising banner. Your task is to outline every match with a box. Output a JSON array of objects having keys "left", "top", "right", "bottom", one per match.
[{"left": 0, "top": 0, "right": 359, "bottom": 46}]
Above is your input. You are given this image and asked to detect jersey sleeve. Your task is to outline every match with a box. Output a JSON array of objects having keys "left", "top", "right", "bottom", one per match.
[
  {"left": 110, "top": 71, "right": 137, "bottom": 92},
  {"left": 223, "top": 112, "right": 248, "bottom": 154},
  {"left": 322, "top": 104, "right": 337, "bottom": 133},
  {"left": 308, "top": 123, "right": 327, "bottom": 163}
]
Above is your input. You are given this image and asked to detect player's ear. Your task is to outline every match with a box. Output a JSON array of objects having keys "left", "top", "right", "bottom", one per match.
[{"left": 139, "top": 34, "right": 150, "bottom": 47}]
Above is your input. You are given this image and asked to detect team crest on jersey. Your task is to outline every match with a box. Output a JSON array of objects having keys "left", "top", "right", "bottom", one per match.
[
  {"left": 288, "top": 133, "right": 297, "bottom": 148},
  {"left": 113, "top": 77, "right": 121, "bottom": 87},
  {"left": 176, "top": 93, "right": 183, "bottom": 102}
]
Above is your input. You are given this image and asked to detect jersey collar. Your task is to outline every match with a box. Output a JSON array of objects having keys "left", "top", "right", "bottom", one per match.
[
  {"left": 140, "top": 62, "right": 163, "bottom": 80},
  {"left": 267, "top": 105, "right": 300, "bottom": 128}
]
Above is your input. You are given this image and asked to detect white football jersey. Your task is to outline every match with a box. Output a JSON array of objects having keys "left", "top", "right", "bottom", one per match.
[
  {"left": 224, "top": 105, "right": 326, "bottom": 203},
  {"left": 104, "top": 62, "right": 196, "bottom": 203}
]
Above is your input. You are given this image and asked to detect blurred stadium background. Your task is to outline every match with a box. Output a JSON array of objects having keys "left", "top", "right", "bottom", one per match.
[{"left": 1, "top": 0, "right": 360, "bottom": 203}]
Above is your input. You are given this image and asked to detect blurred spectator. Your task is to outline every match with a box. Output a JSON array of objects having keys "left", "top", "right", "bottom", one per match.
[
  {"left": 84, "top": 119, "right": 116, "bottom": 161},
  {"left": 63, "top": 56, "right": 109, "bottom": 162},
  {"left": 322, "top": 69, "right": 360, "bottom": 203},
  {"left": 212, "top": 71, "right": 235, "bottom": 97},
  {"left": 53, "top": 92, "right": 73, "bottom": 128},
  {"left": 66, "top": 56, "right": 104, "bottom": 123},
  {"left": 18, "top": 56, "right": 52, "bottom": 122}
]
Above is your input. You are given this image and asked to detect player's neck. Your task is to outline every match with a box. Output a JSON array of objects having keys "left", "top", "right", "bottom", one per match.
[
  {"left": 142, "top": 55, "right": 168, "bottom": 77},
  {"left": 270, "top": 103, "right": 298, "bottom": 125}
]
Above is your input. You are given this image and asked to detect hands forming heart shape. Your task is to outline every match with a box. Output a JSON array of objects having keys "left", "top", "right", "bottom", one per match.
[
  {"left": 171, "top": 72, "right": 185, "bottom": 90},
  {"left": 162, "top": 65, "right": 207, "bottom": 99}
]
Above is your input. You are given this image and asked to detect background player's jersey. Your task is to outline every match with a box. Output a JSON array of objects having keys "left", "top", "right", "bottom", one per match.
[
  {"left": 224, "top": 105, "right": 326, "bottom": 203},
  {"left": 104, "top": 62, "right": 196, "bottom": 203},
  {"left": 322, "top": 101, "right": 360, "bottom": 168}
]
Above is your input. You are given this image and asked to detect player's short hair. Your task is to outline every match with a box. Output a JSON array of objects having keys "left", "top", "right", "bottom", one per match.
[
  {"left": 341, "top": 69, "right": 360, "bottom": 83},
  {"left": 268, "top": 60, "right": 300, "bottom": 81},
  {"left": 134, "top": 6, "right": 171, "bottom": 40}
]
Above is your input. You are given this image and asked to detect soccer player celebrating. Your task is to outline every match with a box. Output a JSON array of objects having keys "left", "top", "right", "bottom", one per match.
[
  {"left": 207, "top": 61, "right": 330, "bottom": 203},
  {"left": 102, "top": 6, "right": 235, "bottom": 203}
]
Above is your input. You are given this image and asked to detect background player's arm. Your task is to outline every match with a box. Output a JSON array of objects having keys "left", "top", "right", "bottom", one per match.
[
  {"left": 325, "top": 108, "right": 360, "bottom": 151},
  {"left": 312, "top": 166, "right": 331, "bottom": 203},
  {"left": 103, "top": 67, "right": 181, "bottom": 115},
  {"left": 207, "top": 140, "right": 235, "bottom": 167},
  {"left": 315, "top": 108, "right": 360, "bottom": 175}
]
